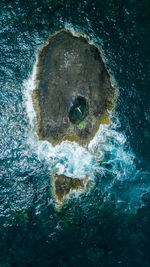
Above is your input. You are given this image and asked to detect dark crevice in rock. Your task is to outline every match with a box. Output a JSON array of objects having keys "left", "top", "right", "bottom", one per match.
[{"left": 69, "top": 96, "right": 88, "bottom": 124}]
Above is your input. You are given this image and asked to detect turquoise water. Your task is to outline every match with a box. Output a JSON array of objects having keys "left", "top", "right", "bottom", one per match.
[{"left": 0, "top": 0, "right": 150, "bottom": 266}]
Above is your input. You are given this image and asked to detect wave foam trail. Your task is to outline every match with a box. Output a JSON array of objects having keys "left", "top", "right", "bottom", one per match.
[{"left": 24, "top": 58, "right": 149, "bottom": 213}]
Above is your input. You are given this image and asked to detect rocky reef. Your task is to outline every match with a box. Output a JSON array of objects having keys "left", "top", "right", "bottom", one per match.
[
  {"left": 32, "top": 29, "right": 115, "bottom": 146},
  {"left": 52, "top": 174, "right": 90, "bottom": 206}
]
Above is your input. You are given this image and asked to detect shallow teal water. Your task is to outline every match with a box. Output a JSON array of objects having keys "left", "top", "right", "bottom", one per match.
[{"left": 0, "top": 0, "right": 150, "bottom": 266}]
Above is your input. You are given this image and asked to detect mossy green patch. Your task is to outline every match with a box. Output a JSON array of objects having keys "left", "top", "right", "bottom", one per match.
[{"left": 77, "top": 121, "right": 86, "bottom": 129}]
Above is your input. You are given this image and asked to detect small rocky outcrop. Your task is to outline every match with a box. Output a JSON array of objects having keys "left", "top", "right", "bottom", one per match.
[{"left": 52, "top": 174, "right": 89, "bottom": 205}]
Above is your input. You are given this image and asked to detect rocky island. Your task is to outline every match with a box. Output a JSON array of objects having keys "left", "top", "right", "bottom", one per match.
[
  {"left": 32, "top": 29, "right": 115, "bottom": 206},
  {"left": 32, "top": 29, "right": 114, "bottom": 146}
]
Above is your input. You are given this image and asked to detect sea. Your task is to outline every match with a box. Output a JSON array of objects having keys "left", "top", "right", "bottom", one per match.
[{"left": 0, "top": 0, "right": 150, "bottom": 266}]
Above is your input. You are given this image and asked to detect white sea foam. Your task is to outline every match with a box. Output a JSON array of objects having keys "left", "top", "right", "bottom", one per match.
[{"left": 23, "top": 60, "right": 37, "bottom": 128}]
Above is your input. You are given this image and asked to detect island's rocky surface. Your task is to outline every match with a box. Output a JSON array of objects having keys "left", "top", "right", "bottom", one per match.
[
  {"left": 52, "top": 174, "right": 90, "bottom": 205},
  {"left": 32, "top": 29, "right": 115, "bottom": 146}
]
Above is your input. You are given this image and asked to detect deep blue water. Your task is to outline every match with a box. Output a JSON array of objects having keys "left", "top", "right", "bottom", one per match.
[{"left": 0, "top": 0, "right": 150, "bottom": 266}]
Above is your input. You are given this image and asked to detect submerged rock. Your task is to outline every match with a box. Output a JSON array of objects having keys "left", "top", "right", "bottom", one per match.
[
  {"left": 32, "top": 29, "right": 115, "bottom": 146},
  {"left": 52, "top": 174, "right": 89, "bottom": 205}
]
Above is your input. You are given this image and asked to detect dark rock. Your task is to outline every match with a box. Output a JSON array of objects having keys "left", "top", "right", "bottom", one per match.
[
  {"left": 32, "top": 29, "right": 115, "bottom": 146},
  {"left": 52, "top": 174, "right": 88, "bottom": 204}
]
